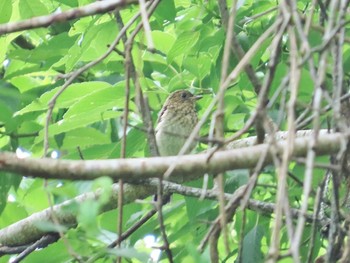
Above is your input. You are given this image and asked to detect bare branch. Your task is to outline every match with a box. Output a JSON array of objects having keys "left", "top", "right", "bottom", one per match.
[
  {"left": 0, "top": 184, "right": 153, "bottom": 246},
  {"left": 0, "top": 131, "right": 346, "bottom": 181},
  {"left": 0, "top": 0, "right": 138, "bottom": 35}
]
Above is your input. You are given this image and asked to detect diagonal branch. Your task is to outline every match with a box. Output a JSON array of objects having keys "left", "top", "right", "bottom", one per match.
[
  {"left": 0, "top": 0, "right": 138, "bottom": 35},
  {"left": 0, "top": 184, "right": 153, "bottom": 246}
]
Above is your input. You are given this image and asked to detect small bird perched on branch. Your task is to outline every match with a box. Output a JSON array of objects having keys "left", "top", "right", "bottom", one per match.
[{"left": 155, "top": 90, "right": 202, "bottom": 156}]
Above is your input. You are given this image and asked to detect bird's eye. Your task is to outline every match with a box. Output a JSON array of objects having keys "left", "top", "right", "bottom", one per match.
[{"left": 181, "top": 92, "right": 187, "bottom": 99}]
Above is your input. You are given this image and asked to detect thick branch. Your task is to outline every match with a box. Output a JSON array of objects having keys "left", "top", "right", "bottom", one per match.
[
  {"left": 0, "top": 184, "right": 153, "bottom": 246},
  {"left": 0, "top": 131, "right": 343, "bottom": 181}
]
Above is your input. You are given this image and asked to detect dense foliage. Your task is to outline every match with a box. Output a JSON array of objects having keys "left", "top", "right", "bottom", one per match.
[{"left": 0, "top": 0, "right": 349, "bottom": 262}]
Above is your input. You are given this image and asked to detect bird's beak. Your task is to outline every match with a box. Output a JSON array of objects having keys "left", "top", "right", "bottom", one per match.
[{"left": 194, "top": 95, "right": 203, "bottom": 100}]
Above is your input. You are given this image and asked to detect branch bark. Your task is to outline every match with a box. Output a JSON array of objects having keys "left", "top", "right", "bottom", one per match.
[
  {"left": 0, "top": 130, "right": 344, "bottom": 247},
  {"left": 0, "top": 184, "right": 153, "bottom": 246},
  {"left": 0, "top": 130, "right": 343, "bottom": 182},
  {"left": 0, "top": 0, "right": 137, "bottom": 35}
]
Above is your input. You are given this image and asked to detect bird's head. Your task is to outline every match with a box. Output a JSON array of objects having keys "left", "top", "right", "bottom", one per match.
[{"left": 164, "top": 90, "right": 202, "bottom": 109}]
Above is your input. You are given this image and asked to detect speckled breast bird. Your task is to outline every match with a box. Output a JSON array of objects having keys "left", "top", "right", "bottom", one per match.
[{"left": 155, "top": 90, "right": 202, "bottom": 156}]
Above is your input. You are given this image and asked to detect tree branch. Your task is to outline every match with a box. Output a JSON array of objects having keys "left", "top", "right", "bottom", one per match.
[
  {"left": 0, "top": 184, "right": 153, "bottom": 246},
  {"left": 0, "top": 0, "right": 138, "bottom": 35},
  {"left": 0, "top": 130, "right": 343, "bottom": 182},
  {"left": 0, "top": 179, "right": 331, "bottom": 248}
]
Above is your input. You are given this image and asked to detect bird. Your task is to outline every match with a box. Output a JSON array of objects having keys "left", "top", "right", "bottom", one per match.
[{"left": 155, "top": 90, "right": 202, "bottom": 157}]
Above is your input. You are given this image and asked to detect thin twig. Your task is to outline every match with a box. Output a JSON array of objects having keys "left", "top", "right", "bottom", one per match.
[
  {"left": 306, "top": 175, "right": 328, "bottom": 262},
  {"left": 108, "top": 208, "right": 157, "bottom": 248},
  {"left": 115, "top": 17, "right": 134, "bottom": 262},
  {"left": 10, "top": 234, "right": 60, "bottom": 263},
  {"left": 239, "top": 6, "right": 278, "bottom": 24},
  {"left": 290, "top": 3, "right": 332, "bottom": 258},
  {"left": 156, "top": 178, "right": 174, "bottom": 263},
  {"left": 138, "top": 0, "right": 154, "bottom": 50},
  {"left": 237, "top": 209, "right": 246, "bottom": 263},
  {"left": 268, "top": 20, "right": 301, "bottom": 262},
  {"left": 214, "top": 0, "right": 239, "bottom": 255},
  {"left": 297, "top": 92, "right": 350, "bottom": 129}
]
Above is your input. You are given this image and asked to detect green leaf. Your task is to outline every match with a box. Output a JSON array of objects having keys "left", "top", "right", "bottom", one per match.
[
  {"left": 52, "top": 0, "right": 79, "bottom": 7},
  {"left": 185, "top": 196, "right": 217, "bottom": 223},
  {"left": 35, "top": 221, "right": 68, "bottom": 233},
  {"left": 47, "top": 110, "right": 122, "bottom": 138},
  {"left": 91, "top": 177, "right": 113, "bottom": 205},
  {"left": 225, "top": 170, "right": 249, "bottom": 192},
  {"left": 175, "top": 5, "right": 203, "bottom": 31},
  {"left": 61, "top": 127, "right": 110, "bottom": 149},
  {"left": 65, "top": 19, "right": 119, "bottom": 71},
  {"left": 15, "top": 81, "right": 112, "bottom": 115},
  {"left": 154, "top": 0, "right": 176, "bottom": 22},
  {"left": 168, "top": 31, "right": 200, "bottom": 64},
  {"left": 226, "top": 113, "right": 246, "bottom": 130},
  {"left": 242, "top": 225, "right": 265, "bottom": 263},
  {"left": 110, "top": 129, "right": 146, "bottom": 158},
  {"left": 0, "top": 172, "right": 22, "bottom": 215},
  {"left": 20, "top": 179, "right": 52, "bottom": 212},
  {"left": 9, "top": 75, "right": 52, "bottom": 93},
  {"left": 0, "top": 103, "right": 14, "bottom": 127},
  {"left": 167, "top": 71, "right": 199, "bottom": 92},
  {"left": 151, "top": 31, "right": 176, "bottom": 54},
  {"left": 24, "top": 241, "right": 69, "bottom": 263},
  {"left": 343, "top": 46, "right": 350, "bottom": 73},
  {"left": 63, "top": 84, "right": 127, "bottom": 119},
  {"left": 183, "top": 53, "right": 212, "bottom": 80},
  {"left": 19, "top": 0, "right": 48, "bottom": 19},
  {"left": 0, "top": 202, "right": 28, "bottom": 228},
  {"left": 77, "top": 200, "right": 100, "bottom": 235},
  {"left": 0, "top": 82, "right": 21, "bottom": 112},
  {"left": 8, "top": 33, "right": 78, "bottom": 66},
  {"left": 142, "top": 52, "right": 168, "bottom": 65},
  {"left": 64, "top": 143, "right": 117, "bottom": 160},
  {"left": 3, "top": 59, "right": 42, "bottom": 79},
  {"left": 108, "top": 248, "right": 149, "bottom": 261},
  {"left": 0, "top": 1, "right": 12, "bottom": 23},
  {"left": 298, "top": 69, "right": 314, "bottom": 103}
]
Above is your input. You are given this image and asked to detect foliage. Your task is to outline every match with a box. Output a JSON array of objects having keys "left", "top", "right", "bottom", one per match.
[{"left": 0, "top": 0, "right": 349, "bottom": 262}]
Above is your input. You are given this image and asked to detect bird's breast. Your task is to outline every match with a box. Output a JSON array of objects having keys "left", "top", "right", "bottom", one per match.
[{"left": 155, "top": 109, "right": 198, "bottom": 156}]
